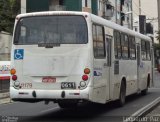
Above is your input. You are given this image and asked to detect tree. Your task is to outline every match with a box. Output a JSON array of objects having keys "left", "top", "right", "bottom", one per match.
[
  {"left": 156, "top": 30, "right": 160, "bottom": 44},
  {"left": 0, "top": 0, "right": 20, "bottom": 34}
]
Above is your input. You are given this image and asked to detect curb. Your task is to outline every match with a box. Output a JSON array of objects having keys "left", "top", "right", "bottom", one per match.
[
  {"left": 0, "top": 98, "right": 11, "bottom": 104},
  {"left": 124, "top": 97, "right": 160, "bottom": 122},
  {"left": 0, "top": 92, "right": 10, "bottom": 104}
]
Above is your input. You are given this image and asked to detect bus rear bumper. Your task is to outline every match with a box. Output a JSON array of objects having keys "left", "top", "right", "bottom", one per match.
[{"left": 10, "top": 87, "right": 90, "bottom": 101}]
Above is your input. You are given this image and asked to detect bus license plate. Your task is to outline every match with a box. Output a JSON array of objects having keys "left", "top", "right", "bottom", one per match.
[{"left": 61, "top": 82, "right": 76, "bottom": 89}]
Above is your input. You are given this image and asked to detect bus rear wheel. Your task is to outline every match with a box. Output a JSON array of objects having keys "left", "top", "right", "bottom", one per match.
[
  {"left": 117, "top": 81, "right": 126, "bottom": 107},
  {"left": 58, "top": 100, "right": 78, "bottom": 109},
  {"left": 141, "top": 75, "right": 150, "bottom": 95}
]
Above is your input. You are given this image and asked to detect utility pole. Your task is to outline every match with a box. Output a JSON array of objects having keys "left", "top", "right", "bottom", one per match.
[
  {"left": 158, "top": 0, "right": 160, "bottom": 31},
  {"left": 139, "top": 0, "right": 141, "bottom": 15},
  {"left": 157, "top": 0, "right": 160, "bottom": 44}
]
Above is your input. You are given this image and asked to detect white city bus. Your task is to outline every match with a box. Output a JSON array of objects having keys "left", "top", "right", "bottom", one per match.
[{"left": 10, "top": 11, "right": 153, "bottom": 108}]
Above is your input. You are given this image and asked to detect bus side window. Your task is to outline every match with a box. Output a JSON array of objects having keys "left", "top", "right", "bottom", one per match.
[
  {"left": 129, "top": 36, "right": 136, "bottom": 60},
  {"left": 121, "top": 33, "right": 129, "bottom": 59},
  {"left": 114, "top": 31, "right": 121, "bottom": 59},
  {"left": 141, "top": 40, "right": 146, "bottom": 60},
  {"left": 146, "top": 41, "right": 151, "bottom": 60},
  {"left": 124, "top": 34, "right": 129, "bottom": 59},
  {"left": 114, "top": 31, "right": 118, "bottom": 59},
  {"left": 106, "top": 35, "right": 112, "bottom": 66},
  {"left": 93, "top": 25, "right": 106, "bottom": 58}
]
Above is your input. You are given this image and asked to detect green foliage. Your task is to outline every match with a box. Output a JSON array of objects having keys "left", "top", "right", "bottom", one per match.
[
  {"left": 0, "top": 0, "right": 20, "bottom": 34},
  {"left": 156, "top": 30, "right": 160, "bottom": 45},
  {"left": 154, "top": 43, "right": 160, "bottom": 49}
]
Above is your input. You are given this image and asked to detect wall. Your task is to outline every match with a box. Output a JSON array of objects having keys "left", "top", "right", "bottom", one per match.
[
  {"left": 0, "top": 32, "right": 12, "bottom": 61},
  {"left": 26, "top": 0, "right": 49, "bottom": 12},
  {"left": 0, "top": 32, "right": 11, "bottom": 93},
  {"left": 63, "top": 0, "right": 82, "bottom": 11}
]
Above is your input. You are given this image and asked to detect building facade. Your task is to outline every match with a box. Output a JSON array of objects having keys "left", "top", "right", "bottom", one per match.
[
  {"left": 21, "top": 0, "right": 133, "bottom": 29},
  {"left": 132, "top": 0, "right": 158, "bottom": 43}
]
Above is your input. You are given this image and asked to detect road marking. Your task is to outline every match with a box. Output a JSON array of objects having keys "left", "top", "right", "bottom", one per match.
[
  {"left": 124, "top": 97, "right": 160, "bottom": 122},
  {"left": 40, "top": 106, "right": 59, "bottom": 113}
]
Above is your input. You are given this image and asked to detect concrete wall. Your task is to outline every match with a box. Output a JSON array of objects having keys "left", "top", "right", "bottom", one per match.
[
  {"left": 0, "top": 32, "right": 11, "bottom": 93},
  {"left": 0, "top": 32, "right": 12, "bottom": 61},
  {"left": 21, "top": 0, "right": 26, "bottom": 13}
]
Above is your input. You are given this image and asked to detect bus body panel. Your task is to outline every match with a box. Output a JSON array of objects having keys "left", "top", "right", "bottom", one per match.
[{"left": 10, "top": 11, "right": 153, "bottom": 105}]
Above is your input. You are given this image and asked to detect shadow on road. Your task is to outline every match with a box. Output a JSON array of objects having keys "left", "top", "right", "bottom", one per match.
[{"left": 19, "top": 93, "right": 149, "bottom": 122}]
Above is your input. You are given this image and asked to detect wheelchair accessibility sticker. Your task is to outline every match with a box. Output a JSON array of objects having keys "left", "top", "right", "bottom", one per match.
[{"left": 14, "top": 49, "right": 24, "bottom": 60}]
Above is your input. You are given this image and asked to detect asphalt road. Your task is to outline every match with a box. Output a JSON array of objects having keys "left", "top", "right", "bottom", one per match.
[{"left": 0, "top": 72, "right": 160, "bottom": 122}]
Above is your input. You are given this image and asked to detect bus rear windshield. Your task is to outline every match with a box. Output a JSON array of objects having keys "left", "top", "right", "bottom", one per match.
[{"left": 14, "top": 15, "right": 88, "bottom": 45}]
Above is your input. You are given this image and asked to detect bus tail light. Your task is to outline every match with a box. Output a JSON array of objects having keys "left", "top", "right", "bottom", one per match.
[
  {"left": 12, "top": 75, "right": 17, "bottom": 81},
  {"left": 82, "top": 75, "right": 88, "bottom": 81},
  {"left": 84, "top": 68, "right": 90, "bottom": 74},
  {"left": 10, "top": 68, "right": 16, "bottom": 75}
]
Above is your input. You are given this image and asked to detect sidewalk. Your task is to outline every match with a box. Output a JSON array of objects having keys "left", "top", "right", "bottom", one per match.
[{"left": 143, "top": 72, "right": 160, "bottom": 121}]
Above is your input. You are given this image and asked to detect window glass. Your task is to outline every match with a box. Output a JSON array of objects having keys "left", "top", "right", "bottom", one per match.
[
  {"left": 14, "top": 15, "right": 88, "bottom": 45},
  {"left": 121, "top": 34, "right": 129, "bottom": 59},
  {"left": 141, "top": 40, "right": 146, "bottom": 60},
  {"left": 146, "top": 41, "right": 151, "bottom": 60},
  {"left": 124, "top": 35, "right": 129, "bottom": 58},
  {"left": 93, "top": 25, "right": 105, "bottom": 58},
  {"left": 114, "top": 31, "right": 121, "bottom": 59},
  {"left": 141, "top": 40, "right": 150, "bottom": 60},
  {"left": 129, "top": 36, "right": 136, "bottom": 59},
  {"left": 114, "top": 31, "right": 118, "bottom": 58},
  {"left": 117, "top": 32, "right": 121, "bottom": 58}
]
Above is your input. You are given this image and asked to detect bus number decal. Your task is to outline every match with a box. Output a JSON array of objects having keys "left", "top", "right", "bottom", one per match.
[{"left": 20, "top": 83, "right": 32, "bottom": 88}]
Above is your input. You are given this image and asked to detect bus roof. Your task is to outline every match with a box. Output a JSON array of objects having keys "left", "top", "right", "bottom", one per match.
[
  {"left": 90, "top": 14, "right": 151, "bottom": 42},
  {"left": 16, "top": 11, "right": 151, "bottom": 42}
]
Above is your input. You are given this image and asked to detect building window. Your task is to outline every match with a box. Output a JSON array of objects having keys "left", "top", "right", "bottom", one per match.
[
  {"left": 93, "top": 24, "right": 105, "bottom": 58},
  {"left": 135, "top": 28, "right": 137, "bottom": 32},
  {"left": 59, "top": 0, "right": 64, "bottom": 5},
  {"left": 85, "top": 0, "right": 88, "bottom": 7}
]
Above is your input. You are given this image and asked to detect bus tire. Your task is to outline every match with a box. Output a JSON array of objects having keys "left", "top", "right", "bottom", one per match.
[
  {"left": 141, "top": 75, "right": 150, "bottom": 95},
  {"left": 58, "top": 101, "right": 78, "bottom": 109},
  {"left": 117, "top": 81, "right": 126, "bottom": 107}
]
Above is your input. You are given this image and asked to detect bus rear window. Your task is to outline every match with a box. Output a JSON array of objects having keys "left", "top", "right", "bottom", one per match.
[{"left": 14, "top": 15, "right": 88, "bottom": 45}]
